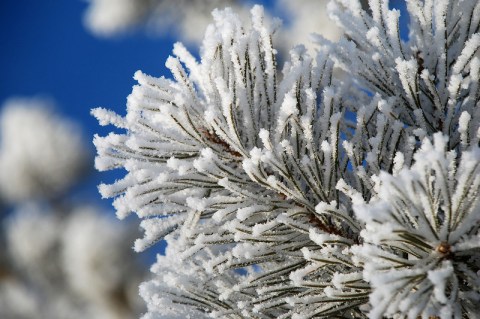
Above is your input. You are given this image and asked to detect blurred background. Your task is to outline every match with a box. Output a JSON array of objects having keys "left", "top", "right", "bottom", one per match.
[{"left": 0, "top": 0, "right": 406, "bottom": 318}]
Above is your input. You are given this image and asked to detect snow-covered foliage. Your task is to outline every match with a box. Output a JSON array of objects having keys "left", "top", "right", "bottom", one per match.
[
  {"left": 0, "top": 98, "right": 88, "bottom": 203},
  {"left": 94, "top": 1, "right": 480, "bottom": 318}
]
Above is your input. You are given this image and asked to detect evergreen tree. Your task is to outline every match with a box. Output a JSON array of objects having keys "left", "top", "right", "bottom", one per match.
[{"left": 93, "top": 1, "right": 480, "bottom": 317}]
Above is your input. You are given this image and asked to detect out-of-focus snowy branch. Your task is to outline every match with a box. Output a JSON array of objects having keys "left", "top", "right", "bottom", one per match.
[
  {"left": 0, "top": 98, "right": 147, "bottom": 318},
  {"left": 83, "top": 0, "right": 243, "bottom": 41},
  {"left": 83, "top": 0, "right": 343, "bottom": 54},
  {"left": 0, "top": 98, "right": 88, "bottom": 203}
]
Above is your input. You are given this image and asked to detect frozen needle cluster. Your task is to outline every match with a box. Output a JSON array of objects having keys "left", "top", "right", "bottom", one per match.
[{"left": 94, "top": 1, "right": 480, "bottom": 318}]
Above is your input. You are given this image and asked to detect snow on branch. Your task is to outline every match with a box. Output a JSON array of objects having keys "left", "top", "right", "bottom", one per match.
[{"left": 94, "top": 1, "right": 480, "bottom": 318}]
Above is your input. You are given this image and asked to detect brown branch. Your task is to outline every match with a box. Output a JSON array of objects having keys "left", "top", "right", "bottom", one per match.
[
  {"left": 199, "top": 128, "right": 242, "bottom": 157},
  {"left": 308, "top": 213, "right": 360, "bottom": 245}
]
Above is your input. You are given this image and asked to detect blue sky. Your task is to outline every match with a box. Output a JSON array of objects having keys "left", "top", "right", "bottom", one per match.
[
  {"left": 0, "top": 0, "right": 177, "bottom": 141},
  {"left": 0, "top": 1, "right": 182, "bottom": 205}
]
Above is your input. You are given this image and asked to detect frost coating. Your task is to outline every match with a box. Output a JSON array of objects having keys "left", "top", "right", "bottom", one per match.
[{"left": 94, "top": 1, "right": 480, "bottom": 318}]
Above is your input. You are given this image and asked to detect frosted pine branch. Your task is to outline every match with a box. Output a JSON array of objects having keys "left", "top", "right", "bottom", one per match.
[
  {"left": 94, "top": 1, "right": 480, "bottom": 318},
  {"left": 353, "top": 134, "right": 480, "bottom": 318}
]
